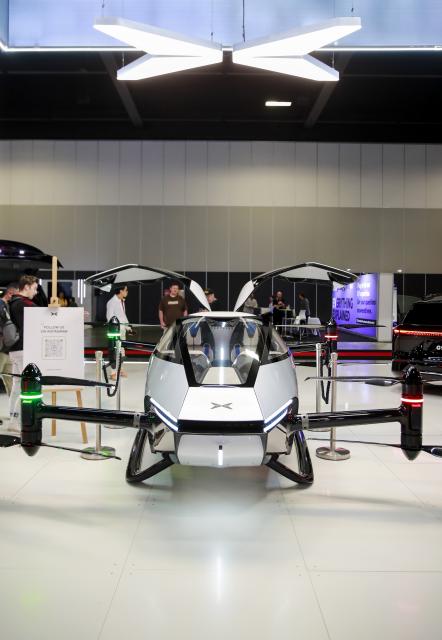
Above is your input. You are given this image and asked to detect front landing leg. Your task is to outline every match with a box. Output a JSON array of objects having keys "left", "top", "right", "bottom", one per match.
[{"left": 266, "top": 431, "right": 314, "bottom": 485}]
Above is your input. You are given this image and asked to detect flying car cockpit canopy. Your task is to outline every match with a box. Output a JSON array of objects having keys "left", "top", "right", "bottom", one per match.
[{"left": 154, "top": 315, "right": 288, "bottom": 387}]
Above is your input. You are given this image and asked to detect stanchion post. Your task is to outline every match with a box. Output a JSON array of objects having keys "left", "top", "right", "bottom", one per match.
[
  {"left": 116, "top": 339, "right": 121, "bottom": 413},
  {"left": 316, "top": 351, "right": 351, "bottom": 461},
  {"left": 81, "top": 350, "right": 116, "bottom": 460},
  {"left": 315, "top": 342, "right": 322, "bottom": 413}
]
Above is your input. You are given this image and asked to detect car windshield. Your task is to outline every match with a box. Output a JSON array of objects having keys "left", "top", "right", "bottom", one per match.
[
  {"left": 404, "top": 303, "right": 442, "bottom": 325},
  {"left": 181, "top": 317, "right": 266, "bottom": 385}
]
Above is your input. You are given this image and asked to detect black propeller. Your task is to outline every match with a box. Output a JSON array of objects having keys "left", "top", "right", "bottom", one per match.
[
  {"left": 306, "top": 372, "right": 442, "bottom": 386},
  {"left": 308, "top": 436, "right": 442, "bottom": 459},
  {"left": 0, "top": 434, "right": 121, "bottom": 459},
  {"left": 2, "top": 372, "right": 114, "bottom": 389}
]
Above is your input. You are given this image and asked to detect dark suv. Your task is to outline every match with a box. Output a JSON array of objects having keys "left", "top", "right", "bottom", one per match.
[{"left": 392, "top": 297, "right": 442, "bottom": 372}]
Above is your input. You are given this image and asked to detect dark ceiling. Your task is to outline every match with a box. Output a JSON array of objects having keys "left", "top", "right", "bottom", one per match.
[{"left": 0, "top": 50, "right": 441, "bottom": 142}]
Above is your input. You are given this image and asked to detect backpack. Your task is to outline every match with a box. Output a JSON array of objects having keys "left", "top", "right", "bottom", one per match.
[{"left": 0, "top": 301, "right": 19, "bottom": 353}]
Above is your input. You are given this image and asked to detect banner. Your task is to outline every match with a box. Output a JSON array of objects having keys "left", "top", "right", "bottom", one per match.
[{"left": 332, "top": 274, "right": 378, "bottom": 339}]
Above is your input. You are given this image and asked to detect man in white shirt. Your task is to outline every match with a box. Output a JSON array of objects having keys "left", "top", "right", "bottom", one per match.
[{"left": 106, "top": 284, "right": 131, "bottom": 379}]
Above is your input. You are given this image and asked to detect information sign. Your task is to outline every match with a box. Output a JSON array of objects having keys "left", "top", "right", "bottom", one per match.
[{"left": 23, "top": 307, "right": 84, "bottom": 378}]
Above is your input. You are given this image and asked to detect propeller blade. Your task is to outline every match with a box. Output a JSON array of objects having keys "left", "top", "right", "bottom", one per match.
[
  {"left": 289, "top": 343, "right": 319, "bottom": 350},
  {"left": 40, "top": 443, "right": 121, "bottom": 459},
  {"left": 422, "top": 446, "right": 442, "bottom": 457},
  {"left": 305, "top": 375, "right": 401, "bottom": 385},
  {"left": 309, "top": 437, "right": 442, "bottom": 458},
  {"left": 3, "top": 372, "right": 114, "bottom": 389},
  {"left": 0, "top": 434, "right": 20, "bottom": 447},
  {"left": 339, "top": 323, "right": 385, "bottom": 328},
  {"left": 420, "top": 372, "right": 442, "bottom": 383},
  {"left": 40, "top": 376, "right": 114, "bottom": 388}
]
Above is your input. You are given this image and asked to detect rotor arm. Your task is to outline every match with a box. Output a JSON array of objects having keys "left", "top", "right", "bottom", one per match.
[
  {"left": 38, "top": 405, "right": 154, "bottom": 431},
  {"left": 290, "top": 400, "right": 422, "bottom": 461}
]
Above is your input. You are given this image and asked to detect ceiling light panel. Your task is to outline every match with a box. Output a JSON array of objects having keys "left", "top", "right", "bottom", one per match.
[
  {"left": 117, "top": 52, "right": 222, "bottom": 80},
  {"left": 241, "top": 55, "right": 339, "bottom": 81},
  {"left": 233, "top": 18, "right": 362, "bottom": 58},
  {"left": 94, "top": 16, "right": 223, "bottom": 80},
  {"left": 232, "top": 17, "right": 361, "bottom": 82}
]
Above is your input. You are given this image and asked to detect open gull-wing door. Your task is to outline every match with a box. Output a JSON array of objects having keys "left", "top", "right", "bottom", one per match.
[
  {"left": 234, "top": 262, "right": 358, "bottom": 311},
  {"left": 85, "top": 264, "right": 210, "bottom": 310}
]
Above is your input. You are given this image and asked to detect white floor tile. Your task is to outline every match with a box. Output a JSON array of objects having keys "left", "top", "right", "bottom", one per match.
[
  {"left": 0, "top": 569, "right": 118, "bottom": 640},
  {"left": 312, "top": 571, "right": 442, "bottom": 640},
  {"left": 100, "top": 568, "right": 328, "bottom": 640}
]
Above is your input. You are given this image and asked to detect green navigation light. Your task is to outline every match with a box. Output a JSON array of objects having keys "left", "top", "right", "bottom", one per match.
[
  {"left": 20, "top": 392, "right": 43, "bottom": 404},
  {"left": 107, "top": 332, "right": 121, "bottom": 338}
]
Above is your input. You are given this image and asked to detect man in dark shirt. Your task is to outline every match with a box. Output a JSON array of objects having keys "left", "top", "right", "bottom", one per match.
[
  {"left": 272, "top": 290, "right": 287, "bottom": 332},
  {"left": 158, "top": 282, "right": 188, "bottom": 329},
  {"left": 298, "top": 291, "right": 311, "bottom": 324},
  {"left": 8, "top": 275, "right": 38, "bottom": 431}
]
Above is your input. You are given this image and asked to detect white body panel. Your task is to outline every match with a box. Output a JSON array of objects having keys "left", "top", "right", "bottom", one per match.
[
  {"left": 146, "top": 358, "right": 189, "bottom": 419},
  {"left": 177, "top": 434, "right": 264, "bottom": 467},
  {"left": 254, "top": 359, "right": 298, "bottom": 420},
  {"left": 179, "top": 387, "right": 262, "bottom": 421}
]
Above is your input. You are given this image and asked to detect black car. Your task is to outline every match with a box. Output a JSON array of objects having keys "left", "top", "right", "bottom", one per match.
[{"left": 392, "top": 296, "right": 442, "bottom": 372}]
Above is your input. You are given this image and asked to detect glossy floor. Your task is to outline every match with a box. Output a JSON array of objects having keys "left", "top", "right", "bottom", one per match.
[{"left": 1, "top": 362, "right": 442, "bottom": 640}]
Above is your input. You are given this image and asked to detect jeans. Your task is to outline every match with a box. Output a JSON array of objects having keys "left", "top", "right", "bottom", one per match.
[{"left": 8, "top": 350, "right": 23, "bottom": 427}]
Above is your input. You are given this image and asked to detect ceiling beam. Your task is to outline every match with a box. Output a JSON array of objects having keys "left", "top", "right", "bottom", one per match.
[
  {"left": 100, "top": 53, "right": 143, "bottom": 128},
  {"left": 304, "top": 54, "right": 352, "bottom": 129}
]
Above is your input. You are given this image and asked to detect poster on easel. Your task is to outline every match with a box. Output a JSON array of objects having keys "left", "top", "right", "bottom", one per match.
[{"left": 23, "top": 307, "right": 85, "bottom": 378}]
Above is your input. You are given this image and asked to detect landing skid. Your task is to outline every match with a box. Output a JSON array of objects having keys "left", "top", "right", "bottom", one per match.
[
  {"left": 266, "top": 431, "right": 314, "bottom": 485},
  {"left": 126, "top": 428, "right": 174, "bottom": 483},
  {"left": 126, "top": 427, "right": 314, "bottom": 486}
]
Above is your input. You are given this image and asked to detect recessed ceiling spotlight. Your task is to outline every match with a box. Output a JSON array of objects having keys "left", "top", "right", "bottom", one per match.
[
  {"left": 397, "top": 269, "right": 403, "bottom": 273},
  {"left": 265, "top": 100, "right": 292, "bottom": 107}
]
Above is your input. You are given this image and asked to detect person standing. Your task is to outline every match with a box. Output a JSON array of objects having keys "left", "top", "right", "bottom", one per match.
[
  {"left": 8, "top": 275, "right": 38, "bottom": 431},
  {"left": 0, "top": 283, "right": 19, "bottom": 424},
  {"left": 298, "top": 291, "right": 311, "bottom": 325},
  {"left": 159, "top": 282, "right": 188, "bottom": 329},
  {"left": 271, "top": 290, "right": 287, "bottom": 331},
  {"left": 106, "top": 284, "right": 132, "bottom": 379}
]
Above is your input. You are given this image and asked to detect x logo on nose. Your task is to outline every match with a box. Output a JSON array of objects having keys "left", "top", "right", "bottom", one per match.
[{"left": 210, "top": 402, "right": 232, "bottom": 410}]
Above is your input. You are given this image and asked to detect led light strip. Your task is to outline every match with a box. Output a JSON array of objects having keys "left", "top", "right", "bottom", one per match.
[
  {"left": 263, "top": 399, "right": 292, "bottom": 432},
  {"left": 394, "top": 329, "right": 442, "bottom": 337},
  {"left": 151, "top": 398, "right": 179, "bottom": 432}
]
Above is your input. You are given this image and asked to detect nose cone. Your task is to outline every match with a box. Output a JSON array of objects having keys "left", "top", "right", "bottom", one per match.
[
  {"left": 22, "top": 444, "right": 40, "bottom": 457},
  {"left": 402, "top": 447, "right": 420, "bottom": 461}
]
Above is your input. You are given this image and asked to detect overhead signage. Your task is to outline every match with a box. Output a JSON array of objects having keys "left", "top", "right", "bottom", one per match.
[{"left": 332, "top": 273, "right": 378, "bottom": 338}]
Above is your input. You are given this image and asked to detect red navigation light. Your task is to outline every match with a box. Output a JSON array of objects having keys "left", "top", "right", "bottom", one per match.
[
  {"left": 325, "top": 334, "right": 338, "bottom": 340},
  {"left": 401, "top": 396, "right": 424, "bottom": 406}
]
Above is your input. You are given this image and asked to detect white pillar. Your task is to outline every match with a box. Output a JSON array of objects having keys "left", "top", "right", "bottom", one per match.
[{"left": 377, "top": 273, "right": 394, "bottom": 343}]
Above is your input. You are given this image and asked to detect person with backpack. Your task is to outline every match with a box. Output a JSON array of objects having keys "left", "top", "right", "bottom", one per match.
[
  {"left": 7, "top": 275, "right": 38, "bottom": 432},
  {"left": 0, "top": 283, "right": 19, "bottom": 425}
]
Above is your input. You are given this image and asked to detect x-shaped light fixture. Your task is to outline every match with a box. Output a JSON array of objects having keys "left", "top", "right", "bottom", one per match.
[{"left": 94, "top": 16, "right": 361, "bottom": 82}]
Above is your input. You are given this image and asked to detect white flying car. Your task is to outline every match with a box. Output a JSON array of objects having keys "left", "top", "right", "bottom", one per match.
[{"left": 2, "top": 263, "right": 441, "bottom": 485}]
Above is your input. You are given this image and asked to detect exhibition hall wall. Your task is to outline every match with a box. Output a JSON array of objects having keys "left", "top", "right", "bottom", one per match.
[{"left": 0, "top": 140, "right": 442, "bottom": 275}]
